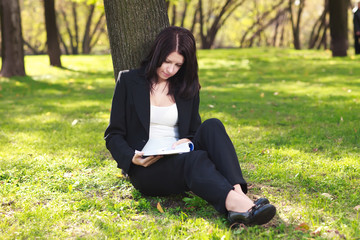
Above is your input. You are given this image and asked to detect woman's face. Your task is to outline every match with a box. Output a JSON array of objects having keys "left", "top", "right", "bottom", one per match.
[{"left": 156, "top": 51, "right": 184, "bottom": 82}]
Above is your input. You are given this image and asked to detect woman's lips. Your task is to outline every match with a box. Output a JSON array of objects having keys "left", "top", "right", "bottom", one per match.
[{"left": 162, "top": 72, "right": 170, "bottom": 78}]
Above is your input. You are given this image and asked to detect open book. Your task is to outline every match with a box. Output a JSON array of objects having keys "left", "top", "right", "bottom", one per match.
[{"left": 140, "top": 137, "right": 194, "bottom": 156}]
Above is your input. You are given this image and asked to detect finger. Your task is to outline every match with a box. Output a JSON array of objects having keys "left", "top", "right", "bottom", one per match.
[
  {"left": 144, "top": 155, "right": 162, "bottom": 167},
  {"left": 142, "top": 156, "right": 157, "bottom": 166},
  {"left": 134, "top": 152, "right": 144, "bottom": 159},
  {"left": 144, "top": 158, "right": 156, "bottom": 167}
]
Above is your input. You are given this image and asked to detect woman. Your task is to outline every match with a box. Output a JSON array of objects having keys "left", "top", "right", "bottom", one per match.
[{"left": 104, "top": 26, "right": 276, "bottom": 225}]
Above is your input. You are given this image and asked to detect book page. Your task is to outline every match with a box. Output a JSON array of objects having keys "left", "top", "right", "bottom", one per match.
[{"left": 141, "top": 137, "right": 194, "bottom": 156}]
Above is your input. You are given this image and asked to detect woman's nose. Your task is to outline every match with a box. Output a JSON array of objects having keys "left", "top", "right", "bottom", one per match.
[{"left": 167, "top": 64, "right": 175, "bottom": 73}]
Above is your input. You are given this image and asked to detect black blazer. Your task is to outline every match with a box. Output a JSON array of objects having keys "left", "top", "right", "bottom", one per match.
[
  {"left": 104, "top": 68, "right": 202, "bottom": 174},
  {"left": 355, "top": 8, "right": 360, "bottom": 33}
]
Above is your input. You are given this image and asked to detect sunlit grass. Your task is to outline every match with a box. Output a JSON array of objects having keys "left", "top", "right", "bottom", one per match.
[{"left": 0, "top": 48, "right": 359, "bottom": 239}]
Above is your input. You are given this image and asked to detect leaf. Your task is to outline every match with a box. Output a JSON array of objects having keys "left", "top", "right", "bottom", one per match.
[
  {"left": 63, "top": 172, "right": 72, "bottom": 178},
  {"left": 295, "top": 222, "right": 310, "bottom": 232},
  {"left": 311, "top": 226, "right": 322, "bottom": 236},
  {"left": 157, "top": 202, "right": 164, "bottom": 213},
  {"left": 71, "top": 119, "right": 78, "bottom": 126},
  {"left": 321, "top": 193, "right": 332, "bottom": 200}
]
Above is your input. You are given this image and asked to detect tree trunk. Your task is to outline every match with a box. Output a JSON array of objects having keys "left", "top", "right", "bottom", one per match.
[
  {"left": 58, "top": 28, "right": 69, "bottom": 55},
  {"left": 289, "top": 0, "right": 305, "bottom": 50},
  {"left": 240, "top": 0, "right": 286, "bottom": 47},
  {"left": 180, "top": 1, "right": 188, "bottom": 27},
  {"left": 87, "top": 12, "right": 106, "bottom": 53},
  {"left": 190, "top": 3, "right": 199, "bottom": 33},
  {"left": 329, "top": 0, "right": 348, "bottom": 56},
  {"left": 71, "top": 2, "right": 79, "bottom": 54},
  {"left": 82, "top": 3, "right": 95, "bottom": 54},
  {"left": 43, "top": 0, "right": 62, "bottom": 67},
  {"left": 171, "top": 4, "right": 177, "bottom": 25},
  {"left": 199, "top": 0, "right": 245, "bottom": 49},
  {"left": 246, "top": 8, "right": 288, "bottom": 46},
  {"left": 59, "top": 8, "right": 75, "bottom": 54},
  {"left": 103, "top": 0, "right": 169, "bottom": 78},
  {"left": 308, "top": 0, "right": 329, "bottom": 49},
  {"left": 0, "top": 0, "right": 25, "bottom": 77}
]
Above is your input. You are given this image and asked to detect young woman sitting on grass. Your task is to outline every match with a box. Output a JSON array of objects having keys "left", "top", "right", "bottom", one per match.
[{"left": 104, "top": 26, "right": 276, "bottom": 225}]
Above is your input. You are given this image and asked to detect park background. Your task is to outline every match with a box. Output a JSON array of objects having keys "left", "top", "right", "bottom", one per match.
[{"left": 0, "top": 0, "right": 359, "bottom": 239}]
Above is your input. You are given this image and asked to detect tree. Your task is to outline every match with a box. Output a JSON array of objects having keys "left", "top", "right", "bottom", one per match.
[
  {"left": 289, "top": 0, "right": 306, "bottom": 49},
  {"left": 0, "top": 0, "right": 25, "bottom": 77},
  {"left": 21, "top": 0, "right": 46, "bottom": 55},
  {"left": 308, "top": 0, "right": 329, "bottom": 49},
  {"left": 43, "top": 0, "right": 62, "bottom": 67},
  {"left": 198, "top": 0, "right": 246, "bottom": 49},
  {"left": 239, "top": 0, "right": 286, "bottom": 47},
  {"left": 329, "top": 0, "right": 348, "bottom": 56},
  {"left": 82, "top": 2, "right": 106, "bottom": 54},
  {"left": 56, "top": 0, "right": 107, "bottom": 55},
  {"left": 58, "top": 1, "right": 79, "bottom": 54},
  {"left": 103, "top": 0, "right": 169, "bottom": 78}
]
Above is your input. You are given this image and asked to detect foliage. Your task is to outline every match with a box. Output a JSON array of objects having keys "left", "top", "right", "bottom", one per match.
[
  {"left": 18, "top": 0, "right": 358, "bottom": 52},
  {"left": 0, "top": 49, "right": 359, "bottom": 239},
  {"left": 20, "top": 0, "right": 108, "bottom": 55},
  {"left": 169, "top": 0, "right": 357, "bottom": 49}
]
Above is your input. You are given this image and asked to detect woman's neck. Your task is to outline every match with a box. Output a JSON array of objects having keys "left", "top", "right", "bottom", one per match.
[{"left": 150, "top": 81, "right": 175, "bottom": 107}]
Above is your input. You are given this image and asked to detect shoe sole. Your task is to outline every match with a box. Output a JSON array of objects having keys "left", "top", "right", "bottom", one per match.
[{"left": 250, "top": 204, "right": 276, "bottom": 225}]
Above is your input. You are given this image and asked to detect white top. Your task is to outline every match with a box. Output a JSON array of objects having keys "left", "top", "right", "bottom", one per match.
[{"left": 149, "top": 104, "right": 179, "bottom": 140}]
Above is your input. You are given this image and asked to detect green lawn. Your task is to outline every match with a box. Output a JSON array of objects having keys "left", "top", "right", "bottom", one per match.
[{"left": 0, "top": 49, "right": 359, "bottom": 239}]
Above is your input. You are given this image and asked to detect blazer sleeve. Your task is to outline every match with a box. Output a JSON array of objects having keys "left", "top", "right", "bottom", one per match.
[
  {"left": 104, "top": 72, "right": 135, "bottom": 174},
  {"left": 355, "top": 11, "right": 360, "bottom": 32},
  {"left": 187, "top": 92, "right": 202, "bottom": 139}
]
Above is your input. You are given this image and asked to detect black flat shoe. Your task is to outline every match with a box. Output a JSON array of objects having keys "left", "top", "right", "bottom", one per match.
[
  {"left": 228, "top": 203, "right": 276, "bottom": 226},
  {"left": 254, "top": 197, "right": 270, "bottom": 207}
]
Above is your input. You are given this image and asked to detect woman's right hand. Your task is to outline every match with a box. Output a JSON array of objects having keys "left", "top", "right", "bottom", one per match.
[{"left": 132, "top": 152, "right": 163, "bottom": 167}]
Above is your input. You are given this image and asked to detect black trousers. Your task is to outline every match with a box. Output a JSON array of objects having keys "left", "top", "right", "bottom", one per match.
[
  {"left": 128, "top": 118, "right": 248, "bottom": 214},
  {"left": 355, "top": 35, "right": 360, "bottom": 55}
]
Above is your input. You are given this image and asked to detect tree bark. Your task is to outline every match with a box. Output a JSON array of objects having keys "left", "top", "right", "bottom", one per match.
[
  {"left": 43, "top": 0, "right": 62, "bottom": 67},
  {"left": 103, "top": 0, "right": 169, "bottom": 78},
  {"left": 329, "top": 0, "right": 348, "bottom": 56},
  {"left": 0, "top": 0, "right": 25, "bottom": 77}
]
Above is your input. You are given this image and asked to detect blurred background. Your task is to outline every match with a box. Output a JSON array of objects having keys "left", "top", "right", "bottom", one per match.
[{"left": 15, "top": 0, "right": 359, "bottom": 54}]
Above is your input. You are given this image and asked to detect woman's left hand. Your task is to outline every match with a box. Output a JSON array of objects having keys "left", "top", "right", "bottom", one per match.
[{"left": 172, "top": 138, "right": 191, "bottom": 148}]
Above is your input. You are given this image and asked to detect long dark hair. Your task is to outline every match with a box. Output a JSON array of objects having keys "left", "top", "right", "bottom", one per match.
[{"left": 141, "top": 26, "right": 200, "bottom": 99}]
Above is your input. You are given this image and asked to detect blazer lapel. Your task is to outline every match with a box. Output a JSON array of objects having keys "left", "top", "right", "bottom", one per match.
[
  {"left": 132, "top": 72, "right": 150, "bottom": 135},
  {"left": 175, "top": 95, "right": 191, "bottom": 138}
]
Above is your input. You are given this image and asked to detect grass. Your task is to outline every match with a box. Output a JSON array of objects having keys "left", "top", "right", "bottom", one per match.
[{"left": 0, "top": 49, "right": 359, "bottom": 239}]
